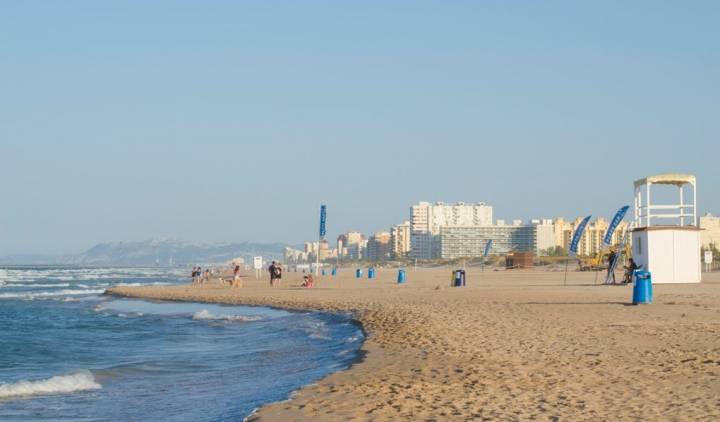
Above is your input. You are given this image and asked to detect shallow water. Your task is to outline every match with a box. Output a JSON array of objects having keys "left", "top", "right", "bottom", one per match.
[{"left": 0, "top": 267, "right": 363, "bottom": 421}]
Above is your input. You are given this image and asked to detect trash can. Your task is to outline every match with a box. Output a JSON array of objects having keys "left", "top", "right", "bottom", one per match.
[
  {"left": 356, "top": 268, "right": 362, "bottom": 278},
  {"left": 331, "top": 267, "right": 337, "bottom": 277},
  {"left": 633, "top": 270, "right": 653, "bottom": 304},
  {"left": 452, "top": 269, "right": 466, "bottom": 287},
  {"left": 368, "top": 268, "right": 375, "bottom": 279},
  {"left": 397, "top": 269, "right": 406, "bottom": 284},
  {"left": 321, "top": 268, "right": 326, "bottom": 276}
]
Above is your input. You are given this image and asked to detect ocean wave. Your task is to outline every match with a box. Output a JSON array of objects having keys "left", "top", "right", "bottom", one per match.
[
  {"left": 192, "top": 310, "right": 262, "bottom": 322},
  {"left": 2, "top": 283, "right": 71, "bottom": 288},
  {"left": 299, "top": 320, "right": 331, "bottom": 340},
  {"left": 0, "top": 370, "right": 101, "bottom": 400},
  {"left": 0, "top": 289, "right": 106, "bottom": 300}
]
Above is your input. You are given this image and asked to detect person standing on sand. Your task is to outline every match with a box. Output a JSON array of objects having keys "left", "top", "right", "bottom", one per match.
[
  {"left": 605, "top": 250, "right": 617, "bottom": 284},
  {"left": 191, "top": 267, "right": 198, "bottom": 285},
  {"left": 269, "top": 261, "right": 282, "bottom": 287}
]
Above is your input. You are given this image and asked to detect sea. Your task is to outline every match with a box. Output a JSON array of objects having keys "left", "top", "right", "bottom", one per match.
[{"left": 0, "top": 267, "right": 364, "bottom": 421}]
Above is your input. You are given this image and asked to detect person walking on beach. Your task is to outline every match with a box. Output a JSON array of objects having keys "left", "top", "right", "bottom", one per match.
[
  {"left": 269, "top": 261, "right": 282, "bottom": 287},
  {"left": 203, "top": 269, "right": 210, "bottom": 285},
  {"left": 232, "top": 264, "right": 242, "bottom": 288},
  {"left": 191, "top": 267, "right": 198, "bottom": 285}
]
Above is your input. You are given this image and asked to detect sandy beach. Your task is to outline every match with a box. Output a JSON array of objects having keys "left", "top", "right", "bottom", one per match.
[{"left": 109, "top": 268, "right": 720, "bottom": 421}]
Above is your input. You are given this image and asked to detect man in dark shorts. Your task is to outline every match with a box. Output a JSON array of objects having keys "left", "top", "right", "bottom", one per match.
[{"left": 269, "top": 261, "right": 282, "bottom": 287}]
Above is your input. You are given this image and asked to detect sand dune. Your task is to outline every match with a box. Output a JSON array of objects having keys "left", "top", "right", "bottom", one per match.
[{"left": 109, "top": 268, "right": 720, "bottom": 421}]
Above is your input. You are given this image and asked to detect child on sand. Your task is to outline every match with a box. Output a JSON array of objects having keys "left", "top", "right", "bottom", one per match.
[{"left": 301, "top": 274, "right": 314, "bottom": 288}]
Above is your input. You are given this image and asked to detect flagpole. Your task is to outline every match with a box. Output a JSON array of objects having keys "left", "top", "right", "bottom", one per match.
[{"left": 566, "top": 215, "right": 592, "bottom": 287}]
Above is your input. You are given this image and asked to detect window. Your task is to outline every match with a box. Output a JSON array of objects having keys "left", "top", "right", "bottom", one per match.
[{"left": 636, "top": 237, "right": 643, "bottom": 255}]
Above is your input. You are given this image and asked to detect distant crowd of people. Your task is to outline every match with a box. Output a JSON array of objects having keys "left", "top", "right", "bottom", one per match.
[
  {"left": 188, "top": 260, "right": 306, "bottom": 288},
  {"left": 191, "top": 267, "right": 211, "bottom": 285}
]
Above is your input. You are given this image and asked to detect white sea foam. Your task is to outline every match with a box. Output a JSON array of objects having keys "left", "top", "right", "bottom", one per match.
[
  {"left": 192, "top": 310, "right": 262, "bottom": 322},
  {"left": 115, "top": 282, "right": 172, "bottom": 287},
  {"left": 0, "top": 370, "right": 101, "bottom": 399},
  {"left": 300, "top": 320, "right": 331, "bottom": 340},
  {"left": 2, "top": 283, "right": 71, "bottom": 288},
  {"left": 0, "top": 289, "right": 106, "bottom": 300}
]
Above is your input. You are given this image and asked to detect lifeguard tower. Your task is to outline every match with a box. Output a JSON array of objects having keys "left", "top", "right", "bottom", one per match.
[{"left": 632, "top": 173, "right": 701, "bottom": 283}]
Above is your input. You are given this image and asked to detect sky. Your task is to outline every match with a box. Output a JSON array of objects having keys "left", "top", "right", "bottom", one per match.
[{"left": 1, "top": 1, "right": 718, "bottom": 255}]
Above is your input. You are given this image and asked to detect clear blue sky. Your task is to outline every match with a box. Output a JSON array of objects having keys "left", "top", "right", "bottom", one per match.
[{"left": 1, "top": 1, "right": 718, "bottom": 255}]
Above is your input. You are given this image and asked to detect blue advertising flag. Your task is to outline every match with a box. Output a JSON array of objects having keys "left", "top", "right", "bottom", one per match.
[
  {"left": 569, "top": 215, "right": 592, "bottom": 257},
  {"left": 603, "top": 205, "right": 629, "bottom": 246},
  {"left": 319, "top": 205, "right": 327, "bottom": 239},
  {"left": 483, "top": 239, "right": 493, "bottom": 257}
]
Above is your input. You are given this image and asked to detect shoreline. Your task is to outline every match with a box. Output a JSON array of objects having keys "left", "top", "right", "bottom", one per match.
[{"left": 109, "top": 269, "right": 720, "bottom": 420}]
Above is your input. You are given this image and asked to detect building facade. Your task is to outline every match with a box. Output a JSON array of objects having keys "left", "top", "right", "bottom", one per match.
[
  {"left": 366, "top": 232, "right": 392, "bottom": 261},
  {"left": 700, "top": 213, "right": 720, "bottom": 248},
  {"left": 390, "top": 221, "right": 411, "bottom": 258},
  {"left": 439, "top": 222, "right": 554, "bottom": 259},
  {"left": 410, "top": 201, "right": 493, "bottom": 259},
  {"left": 337, "top": 231, "right": 366, "bottom": 259},
  {"left": 551, "top": 217, "right": 630, "bottom": 256}
]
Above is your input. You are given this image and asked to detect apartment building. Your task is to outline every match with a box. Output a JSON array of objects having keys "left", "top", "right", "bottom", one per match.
[{"left": 410, "top": 201, "right": 493, "bottom": 259}]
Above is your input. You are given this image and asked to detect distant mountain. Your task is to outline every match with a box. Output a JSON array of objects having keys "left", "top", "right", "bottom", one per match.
[{"left": 0, "top": 239, "right": 292, "bottom": 267}]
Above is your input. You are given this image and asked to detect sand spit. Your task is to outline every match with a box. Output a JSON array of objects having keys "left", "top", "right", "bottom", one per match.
[{"left": 109, "top": 269, "right": 720, "bottom": 421}]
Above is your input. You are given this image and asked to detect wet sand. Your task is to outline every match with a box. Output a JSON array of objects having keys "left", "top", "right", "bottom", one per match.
[{"left": 109, "top": 268, "right": 720, "bottom": 421}]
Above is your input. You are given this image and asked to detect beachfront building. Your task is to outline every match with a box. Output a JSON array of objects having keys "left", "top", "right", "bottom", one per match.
[
  {"left": 346, "top": 239, "right": 368, "bottom": 260},
  {"left": 336, "top": 231, "right": 366, "bottom": 259},
  {"left": 551, "top": 217, "right": 630, "bottom": 256},
  {"left": 439, "top": 221, "right": 554, "bottom": 259},
  {"left": 553, "top": 218, "right": 573, "bottom": 252},
  {"left": 700, "top": 213, "right": 720, "bottom": 248},
  {"left": 318, "top": 240, "right": 330, "bottom": 261},
  {"left": 366, "top": 232, "right": 392, "bottom": 261},
  {"left": 284, "top": 247, "right": 309, "bottom": 264},
  {"left": 390, "top": 221, "right": 411, "bottom": 258},
  {"left": 304, "top": 242, "right": 316, "bottom": 256},
  {"left": 410, "top": 201, "right": 493, "bottom": 259}
]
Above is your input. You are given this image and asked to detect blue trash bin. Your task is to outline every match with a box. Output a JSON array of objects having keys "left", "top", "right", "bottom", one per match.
[
  {"left": 633, "top": 271, "right": 653, "bottom": 304},
  {"left": 356, "top": 269, "right": 362, "bottom": 278},
  {"left": 331, "top": 267, "right": 337, "bottom": 277},
  {"left": 368, "top": 268, "right": 375, "bottom": 279},
  {"left": 453, "top": 270, "right": 466, "bottom": 287},
  {"left": 397, "top": 269, "right": 406, "bottom": 284}
]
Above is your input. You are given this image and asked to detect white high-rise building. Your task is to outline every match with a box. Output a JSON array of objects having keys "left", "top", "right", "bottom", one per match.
[{"left": 410, "top": 201, "right": 493, "bottom": 259}]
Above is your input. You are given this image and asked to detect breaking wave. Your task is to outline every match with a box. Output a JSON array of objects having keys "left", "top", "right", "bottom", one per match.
[
  {"left": 0, "top": 289, "right": 106, "bottom": 300},
  {"left": 1, "top": 283, "right": 71, "bottom": 288},
  {"left": 0, "top": 370, "right": 101, "bottom": 400}
]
